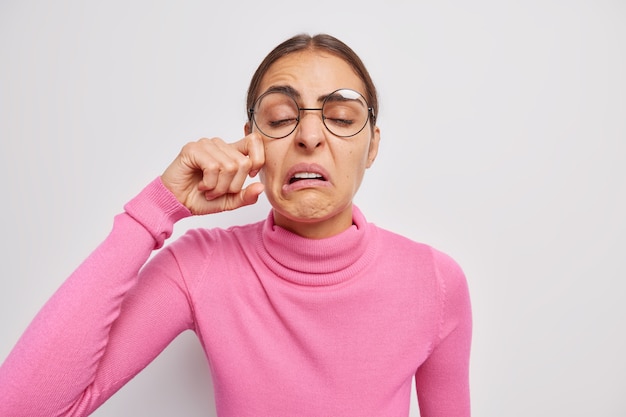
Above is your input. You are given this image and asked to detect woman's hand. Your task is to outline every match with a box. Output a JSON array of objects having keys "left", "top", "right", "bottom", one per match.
[{"left": 161, "top": 132, "right": 265, "bottom": 215}]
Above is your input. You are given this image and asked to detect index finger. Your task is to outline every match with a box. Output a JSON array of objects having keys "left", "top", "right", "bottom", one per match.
[{"left": 233, "top": 131, "right": 265, "bottom": 177}]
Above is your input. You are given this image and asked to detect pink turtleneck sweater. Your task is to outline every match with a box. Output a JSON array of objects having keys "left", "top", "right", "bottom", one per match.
[{"left": 0, "top": 178, "right": 472, "bottom": 417}]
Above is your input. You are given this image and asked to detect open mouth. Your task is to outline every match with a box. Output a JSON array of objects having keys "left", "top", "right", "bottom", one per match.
[{"left": 289, "top": 172, "right": 326, "bottom": 184}]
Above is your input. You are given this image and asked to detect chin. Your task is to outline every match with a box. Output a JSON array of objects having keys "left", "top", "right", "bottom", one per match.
[
  {"left": 279, "top": 203, "right": 334, "bottom": 222},
  {"left": 280, "top": 198, "right": 354, "bottom": 223}
]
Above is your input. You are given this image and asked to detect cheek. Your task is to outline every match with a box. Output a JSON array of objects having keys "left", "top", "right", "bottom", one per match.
[
  {"left": 339, "top": 151, "right": 367, "bottom": 185},
  {"left": 260, "top": 159, "right": 276, "bottom": 182},
  {"left": 260, "top": 145, "right": 280, "bottom": 184},
  {"left": 349, "top": 145, "right": 371, "bottom": 169}
]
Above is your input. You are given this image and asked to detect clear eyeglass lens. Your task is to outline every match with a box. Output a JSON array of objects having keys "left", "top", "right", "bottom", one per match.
[
  {"left": 252, "top": 89, "right": 369, "bottom": 138},
  {"left": 253, "top": 93, "right": 300, "bottom": 139}
]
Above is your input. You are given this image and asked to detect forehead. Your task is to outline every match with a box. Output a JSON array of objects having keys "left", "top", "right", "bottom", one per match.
[{"left": 258, "top": 50, "right": 366, "bottom": 100}]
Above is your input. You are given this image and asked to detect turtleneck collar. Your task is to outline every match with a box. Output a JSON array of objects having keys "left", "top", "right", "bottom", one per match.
[{"left": 257, "top": 205, "right": 378, "bottom": 287}]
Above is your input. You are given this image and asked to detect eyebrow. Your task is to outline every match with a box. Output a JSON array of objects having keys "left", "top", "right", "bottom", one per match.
[{"left": 261, "top": 85, "right": 330, "bottom": 104}]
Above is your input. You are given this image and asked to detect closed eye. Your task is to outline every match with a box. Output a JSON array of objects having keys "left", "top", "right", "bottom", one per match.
[
  {"left": 325, "top": 117, "right": 354, "bottom": 126},
  {"left": 269, "top": 118, "right": 298, "bottom": 127}
]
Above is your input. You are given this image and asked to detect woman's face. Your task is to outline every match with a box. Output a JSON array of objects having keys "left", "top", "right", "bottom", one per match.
[{"left": 246, "top": 50, "right": 380, "bottom": 238}]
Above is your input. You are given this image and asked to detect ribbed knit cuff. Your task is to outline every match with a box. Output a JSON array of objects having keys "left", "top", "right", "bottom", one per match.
[{"left": 123, "top": 177, "right": 191, "bottom": 249}]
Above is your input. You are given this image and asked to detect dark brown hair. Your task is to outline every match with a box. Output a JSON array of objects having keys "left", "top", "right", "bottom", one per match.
[{"left": 246, "top": 33, "right": 378, "bottom": 127}]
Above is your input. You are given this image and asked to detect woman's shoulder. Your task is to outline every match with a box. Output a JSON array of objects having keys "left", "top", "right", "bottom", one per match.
[
  {"left": 172, "top": 219, "right": 264, "bottom": 251},
  {"left": 371, "top": 224, "right": 465, "bottom": 279}
]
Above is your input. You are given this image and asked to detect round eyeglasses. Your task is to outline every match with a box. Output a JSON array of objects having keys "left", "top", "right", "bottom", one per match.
[{"left": 248, "top": 88, "right": 375, "bottom": 139}]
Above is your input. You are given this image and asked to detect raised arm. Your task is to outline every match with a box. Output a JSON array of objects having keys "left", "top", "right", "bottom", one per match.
[
  {"left": 0, "top": 178, "right": 191, "bottom": 416},
  {"left": 0, "top": 133, "right": 266, "bottom": 416}
]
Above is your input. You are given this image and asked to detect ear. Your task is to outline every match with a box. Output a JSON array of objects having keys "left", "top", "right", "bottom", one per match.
[
  {"left": 366, "top": 126, "right": 380, "bottom": 168},
  {"left": 244, "top": 122, "right": 252, "bottom": 136}
]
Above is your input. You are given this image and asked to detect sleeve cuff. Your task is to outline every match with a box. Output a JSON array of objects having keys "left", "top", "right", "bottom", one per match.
[{"left": 123, "top": 177, "right": 192, "bottom": 249}]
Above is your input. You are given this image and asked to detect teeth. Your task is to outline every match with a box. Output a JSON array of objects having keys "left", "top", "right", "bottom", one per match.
[
  {"left": 293, "top": 172, "right": 323, "bottom": 179},
  {"left": 289, "top": 172, "right": 325, "bottom": 184}
]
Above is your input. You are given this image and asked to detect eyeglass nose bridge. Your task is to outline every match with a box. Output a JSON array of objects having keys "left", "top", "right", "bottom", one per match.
[
  {"left": 296, "top": 107, "right": 325, "bottom": 122},
  {"left": 292, "top": 107, "right": 327, "bottom": 143}
]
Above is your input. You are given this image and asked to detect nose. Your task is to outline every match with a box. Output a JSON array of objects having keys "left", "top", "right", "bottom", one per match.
[{"left": 294, "top": 109, "right": 325, "bottom": 150}]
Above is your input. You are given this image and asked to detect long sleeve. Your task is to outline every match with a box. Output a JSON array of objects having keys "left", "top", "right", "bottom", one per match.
[
  {"left": 414, "top": 249, "right": 473, "bottom": 417},
  {"left": 0, "top": 178, "right": 191, "bottom": 417}
]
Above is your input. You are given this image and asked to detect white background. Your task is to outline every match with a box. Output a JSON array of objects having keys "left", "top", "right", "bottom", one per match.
[{"left": 1, "top": 1, "right": 625, "bottom": 416}]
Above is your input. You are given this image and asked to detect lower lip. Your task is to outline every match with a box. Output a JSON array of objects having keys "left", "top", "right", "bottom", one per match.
[{"left": 282, "top": 179, "right": 331, "bottom": 192}]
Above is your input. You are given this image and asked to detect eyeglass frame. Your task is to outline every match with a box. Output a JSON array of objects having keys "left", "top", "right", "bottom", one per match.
[{"left": 247, "top": 87, "right": 376, "bottom": 139}]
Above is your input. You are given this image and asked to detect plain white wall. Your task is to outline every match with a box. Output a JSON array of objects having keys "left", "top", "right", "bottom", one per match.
[{"left": 1, "top": 0, "right": 625, "bottom": 416}]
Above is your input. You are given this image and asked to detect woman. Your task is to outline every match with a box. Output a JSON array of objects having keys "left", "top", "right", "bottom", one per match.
[{"left": 0, "top": 33, "right": 472, "bottom": 416}]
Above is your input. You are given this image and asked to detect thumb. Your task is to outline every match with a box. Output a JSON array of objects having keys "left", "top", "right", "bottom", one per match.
[{"left": 237, "top": 182, "right": 265, "bottom": 208}]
